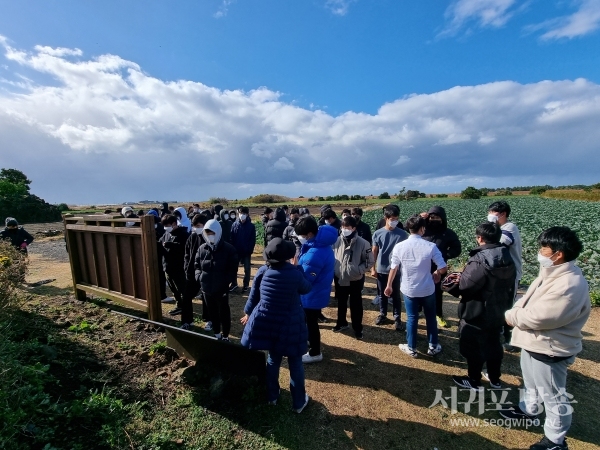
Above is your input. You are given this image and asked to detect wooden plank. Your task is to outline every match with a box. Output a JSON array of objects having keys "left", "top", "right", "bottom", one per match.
[
  {"left": 140, "top": 215, "right": 162, "bottom": 321},
  {"left": 101, "top": 234, "right": 111, "bottom": 290},
  {"left": 76, "top": 283, "right": 147, "bottom": 312},
  {"left": 89, "top": 232, "right": 101, "bottom": 287},
  {"left": 63, "top": 217, "right": 86, "bottom": 300},
  {"left": 65, "top": 225, "right": 142, "bottom": 235},
  {"left": 127, "top": 236, "right": 137, "bottom": 299}
]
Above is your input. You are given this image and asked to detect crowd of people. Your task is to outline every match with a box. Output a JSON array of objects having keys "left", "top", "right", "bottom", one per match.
[{"left": 1, "top": 199, "right": 592, "bottom": 449}]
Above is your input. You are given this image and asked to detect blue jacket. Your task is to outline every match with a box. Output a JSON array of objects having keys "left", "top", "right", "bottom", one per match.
[
  {"left": 230, "top": 219, "right": 256, "bottom": 257},
  {"left": 241, "top": 263, "right": 312, "bottom": 357},
  {"left": 297, "top": 225, "right": 338, "bottom": 309}
]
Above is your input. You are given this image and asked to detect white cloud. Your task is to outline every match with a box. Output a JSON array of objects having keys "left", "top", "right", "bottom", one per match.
[
  {"left": 273, "top": 157, "right": 294, "bottom": 170},
  {"left": 1, "top": 38, "right": 600, "bottom": 203},
  {"left": 539, "top": 0, "right": 600, "bottom": 40},
  {"left": 441, "top": 0, "right": 517, "bottom": 36},
  {"left": 214, "top": 0, "right": 235, "bottom": 18},
  {"left": 325, "top": 0, "right": 355, "bottom": 16}
]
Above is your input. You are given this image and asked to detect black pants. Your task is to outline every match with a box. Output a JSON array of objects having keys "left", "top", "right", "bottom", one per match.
[
  {"left": 434, "top": 281, "right": 444, "bottom": 318},
  {"left": 236, "top": 255, "right": 252, "bottom": 288},
  {"left": 158, "top": 265, "right": 167, "bottom": 300},
  {"left": 204, "top": 291, "right": 231, "bottom": 336},
  {"left": 459, "top": 322, "right": 503, "bottom": 383},
  {"left": 335, "top": 276, "right": 365, "bottom": 334},
  {"left": 503, "top": 279, "right": 520, "bottom": 343},
  {"left": 165, "top": 270, "right": 186, "bottom": 308},
  {"left": 376, "top": 272, "right": 401, "bottom": 318},
  {"left": 181, "top": 278, "right": 200, "bottom": 325},
  {"left": 304, "top": 308, "right": 321, "bottom": 356}
]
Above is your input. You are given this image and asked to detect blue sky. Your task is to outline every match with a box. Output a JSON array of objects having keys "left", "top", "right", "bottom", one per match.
[{"left": 1, "top": 0, "right": 600, "bottom": 204}]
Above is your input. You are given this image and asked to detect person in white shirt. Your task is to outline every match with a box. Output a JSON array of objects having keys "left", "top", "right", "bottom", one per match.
[
  {"left": 385, "top": 215, "right": 447, "bottom": 358},
  {"left": 487, "top": 200, "right": 522, "bottom": 352}
]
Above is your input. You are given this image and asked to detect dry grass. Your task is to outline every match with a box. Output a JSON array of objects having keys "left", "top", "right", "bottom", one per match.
[{"left": 26, "top": 247, "right": 600, "bottom": 450}]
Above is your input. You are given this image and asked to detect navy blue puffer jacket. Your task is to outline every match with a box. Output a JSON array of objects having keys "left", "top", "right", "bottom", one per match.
[{"left": 241, "top": 262, "right": 312, "bottom": 357}]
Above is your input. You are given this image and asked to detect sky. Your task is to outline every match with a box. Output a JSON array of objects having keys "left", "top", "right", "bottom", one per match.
[{"left": 1, "top": 0, "right": 600, "bottom": 204}]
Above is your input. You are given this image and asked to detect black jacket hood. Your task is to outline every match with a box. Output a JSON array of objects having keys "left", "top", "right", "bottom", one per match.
[
  {"left": 427, "top": 206, "right": 448, "bottom": 229},
  {"left": 263, "top": 237, "right": 296, "bottom": 265},
  {"left": 274, "top": 207, "right": 287, "bottom": 222}
]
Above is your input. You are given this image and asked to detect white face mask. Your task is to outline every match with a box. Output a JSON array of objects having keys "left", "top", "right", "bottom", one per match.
[
  {"left": 193, "top": 227, "right": 204, "bottom": 234},
  {"left": 206, "top": 234, "right": 216, "bottom": 244},
  {"left": 240, "top": 214, "right": 247, "bottom": 221},
  {"left": 193, "top": 208, "right": 199, "bottom": 213},
  {"left": 230, "top": 214, "right": 236, "bottom": 220},
  {"left": 341, "top": 228, "right": 353, "bottom": 237},
  {"left": 388, "top": 220, "right": 399, "bottom": 229},
  {"left": 537, "top": 251, "right": 557, "bottom": 268},
  {"left": 297, "top": 235, "right": 308, "bottom": 245},
  {"left": 164, "top": 226, "right": 173, "bottom": 233},
  {"left": 487, "top": 214, "right": 499, "bottom": 223},
  {"left": 126, "top": 221, "right": 135, "bottom": 228},
  {"left": 214, "top": 214, "right": 219, "bottom": 220}
]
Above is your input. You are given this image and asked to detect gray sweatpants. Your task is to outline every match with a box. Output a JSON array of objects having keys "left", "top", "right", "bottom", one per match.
[{"left": 519, "top": 350, "right": 576, "bottom": 445}]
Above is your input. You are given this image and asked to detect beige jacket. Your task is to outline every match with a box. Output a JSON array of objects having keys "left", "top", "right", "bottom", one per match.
[
  {"left": 333, "top": 235, "right": 374, "bottom": 286},
  {"left": 505, "top": 261, "right": 591, "bottom": 357}
]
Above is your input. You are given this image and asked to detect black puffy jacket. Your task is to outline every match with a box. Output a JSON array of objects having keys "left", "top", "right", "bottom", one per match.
[
  {"left": 0, "top": 227, "right": 34, "bottom": 252},
  {"left": 265, "top": 208, "right": 287, "bottom": 247},
  {"left": 450, "top": 243, "right": 516, "bottom": 329},
  {"left": 184, "top": 232, "right": 205, "bottom": 281},
  {"left": 194, "top": 239, "right": 239, "bottom": 295},
  {"left": 422, "top": 206, "right": 461, "bottom": 268},
  {"left": 159, "top": 227, "right": 190, "bottom": 273}
]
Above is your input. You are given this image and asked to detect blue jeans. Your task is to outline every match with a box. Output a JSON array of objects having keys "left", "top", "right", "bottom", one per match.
[
  {"left": 403, "top": 293, "right": 438, "bottom": 350},
  {"left": 267, "top": 352, "right": 306, "bottom": 409}
]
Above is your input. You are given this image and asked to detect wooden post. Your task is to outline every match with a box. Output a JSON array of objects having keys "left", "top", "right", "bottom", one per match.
[
  {"left": 140, "top": 215, "right": 162, "bottom": 322},
  {"left": 63, "top": 215, "right": 86, "bottom": 300}
]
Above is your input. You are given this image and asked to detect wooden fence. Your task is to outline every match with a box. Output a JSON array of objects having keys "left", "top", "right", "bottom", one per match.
[{"left": 63, "top": 214, "right": 162, "bottom": 321}]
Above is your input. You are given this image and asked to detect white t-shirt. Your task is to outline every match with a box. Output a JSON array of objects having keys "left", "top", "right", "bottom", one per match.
[
  {"left": 500, "top": 221, "right": 522, "bottom": 281},
  {"left": 390, "top": 234, "right": 447, "bottom": 298}
]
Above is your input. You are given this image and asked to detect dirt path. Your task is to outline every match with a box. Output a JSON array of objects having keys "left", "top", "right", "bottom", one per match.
[{"left": 25, "top": 242, "right": 600, "bottom": 450}]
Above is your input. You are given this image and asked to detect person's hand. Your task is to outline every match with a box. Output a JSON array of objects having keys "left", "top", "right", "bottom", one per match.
[
  {"left": 20, "top": 242, "right": 27, "bottom": 249},
  {"left": 432, "top": 271, "right": 442, "bottom": 284},
  {"left": 240, "top": 314, "right": 249, "bottom": 326},
  {"left": 371, "top": 268, "right": 377, "bottom": 278},
  {"left": 420, "top": 212, "right": 429, "bottom": 219},
  {"left": 384, "top": 286, "right": 392, "bottom": 297}
]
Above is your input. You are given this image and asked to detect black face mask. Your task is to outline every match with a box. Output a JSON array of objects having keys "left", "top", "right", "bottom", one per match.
[{"left": 428, "top": 220, "right": 443, "bottom": 231}]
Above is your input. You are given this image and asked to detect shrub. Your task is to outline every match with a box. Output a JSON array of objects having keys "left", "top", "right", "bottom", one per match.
[
  {"left": 460, "top": 187, "right": 482, "bottom": 199},
  {"left": 378, "top": 192, "right": 391, "bottom": 199},
  {"left": 530, "top": 187, "right": 547, "bottom": 195},
  {"left": 57, "top": 203, "right": 70, "bottom": 212},
  {"left": 247, "top": 194, "right": 290, "bottom": 204},
  {"left": 495, "top": 189, "right": 513, "bottom": 196},
  {"left": 590, "top": 291, "right": 600, "bottom": 307},
  {"left": 435, "top": 194, "right": 449, "bottom": 198},
  {"left": 208, "top": 197, "right": 228, "bottom": 205},
  {"left": 0, "top": 241, "right": 28, "bottom": 314}
]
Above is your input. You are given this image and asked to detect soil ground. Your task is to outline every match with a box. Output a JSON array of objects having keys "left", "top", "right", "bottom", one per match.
[{"left": 21, "top": 236, "right": 600, "bottom": 450}]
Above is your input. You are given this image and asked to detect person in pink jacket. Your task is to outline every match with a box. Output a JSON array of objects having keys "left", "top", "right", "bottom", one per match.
[{"left": 499, "top": 227, "right": 591, "bottom": 450}]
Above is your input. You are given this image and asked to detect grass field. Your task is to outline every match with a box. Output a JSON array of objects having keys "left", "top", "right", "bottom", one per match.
[{"left": 2, "top": 238, "right": 598, "bottom": 450}]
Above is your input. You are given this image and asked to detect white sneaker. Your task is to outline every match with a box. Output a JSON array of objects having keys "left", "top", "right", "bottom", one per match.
[
  {"left": 302, "top": 353, "right": 323, "bottom": 364},
  {"left": 294, "top": 394, "right": 310, "bottom": 413},
  {"left": 161, "top": 296, "right": 175, "bottom": 304},
  {"left": 427, "top": 343, "right": 442, "bottom": 356},
  {"left": 398, "top": 344, "right": 417, "bottom": 358},
  {"left": 204, "top": 321, "right": 213, "bottom": 331}
]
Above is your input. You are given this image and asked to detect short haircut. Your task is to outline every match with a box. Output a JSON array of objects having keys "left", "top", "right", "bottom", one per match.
[
  {"left": 488, "top": 201, "right": 511, "bottom": 218},
  {"left": 383, "top": 205, "right": 400, "bottom": 219},
  {"left": 290, "top": 207, "right": 300, "bottom": 215},
  {"left": 161, "top": 214, "right": 177, "bottom": 226},
  {"left": 193, "top": 203, "right": 200, "bottom": 207},
  {"left": 342, "top": 216, "right": 357, "bottom": 228},
  {"left": 341, "top": 208, "right": 351, "bottom": 216},
  {"left": 405, "top": 215, "right": 426, "bottom": 234},
  {"left": 169, "top": 206, "right": 175, "bottom": 211},
  {"left": 476, "top": 222, "right": 501, "bottom": 244},
  {"left": 538, "top": 227, "right": 583, "bottom": 262},
  {"left": 229, "top": 210, "right": 236, "bottom": 215},
  {"left": 264, "top": 207, "right": 273, "bottom": 215},
  {"left": 192, "top": 214, "right": 208, "bottom": 226},
  {"left": 240, "top": 206, "right": 249, "bottom": 214},
  {"left": 295, "top": 216, "right": 318, "bottom": 236},
  {"left": 282, "top": 205, "right": 289, "bottom": 211},
  {"left": 137, "top": 210, "right": 145, "bottom": 216},
  {"left": 323, "top": 209, "right": 337, "bottom": 220},
  {"left": 351, "top": 207, "right": 363, "bottom": 216}
]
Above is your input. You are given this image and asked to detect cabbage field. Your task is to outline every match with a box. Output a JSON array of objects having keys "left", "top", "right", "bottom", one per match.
[{"left": 256, "top": 197, "right": 600, "bottom": 293}]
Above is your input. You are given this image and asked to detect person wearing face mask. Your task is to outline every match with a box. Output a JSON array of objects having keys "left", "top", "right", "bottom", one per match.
[
  {"left": 228, "top": 210, "right": 237, "bottom": 223},
  {"left": 218, "top": 209, "right": 233, "bottom": 245},
  {"left": 487, "top": 201, "right": 522, "bottom": 352},
  {"left": 500, "top": 227, "right": 590, "bottom": 450},
  {"left": 371, "top": 205, "right": 408, "bottom": 330},
  {"left": 332, "top": 216, "right": 374, "bottom": 339},
  {"left": 321, "top": 209, "right": 341, "bottom": 232},
  {"left": 351, "top": 208, "right": 372, "bottom": 245},
  {"left": 159, "top": 214, "right": 190, "bottom": 316},
  {"left": 188, "top": 204, "right": 201, "bottom": 220},
  {"left": 1, "top": 217, "right": 34, "bottom": 253},
  {"left": 230, "top": 207, "right": 256, "bottom": 293},
  {"left": 265, "top": 207, "right": 287, "bottom": 247},
  {"left": 174, "top": 207, "right": 192, "bottom": 233},
  {"left": 421, "top": 206, "right": 461, "bottom": 329},
  {"left": 180, "top": 214, "right": 210, "bottom": 330},
  {"left": 194, "top": 219, "right": 239, "bottom": 341},
  {"left": 387, "top": 215, "right": 447, "bottom": 358},
  {"left": 376, "top": 204, "right": 405, "bottom": 231},
  {"left": 283, "top": 208, "right": 302, "bottom": 262},
  {"left": 294, "top": 217, "right": 338, "bottom": 363},
  {"left": 121, "top": 207, "right": 140, "bottom": 228},
  {"left": 444, "top": 222, "right": 515, "bottom": 391}
]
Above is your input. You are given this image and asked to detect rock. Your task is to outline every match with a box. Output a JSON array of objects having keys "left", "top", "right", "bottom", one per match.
[
  {"left": 57, "top": 320, "right": 72, "bottom": 328},
  {"left": 163, "top": 347, "right": 179, "bottom": 362},
  {"left": 173, "top": 358, "right": 189, "bottom": 369},
  {"left": 102, "top": 322, "right": 113, "bottom": 330},
  {"left": 139, "top": 352, "right": 150, "bottom": 362},
  {"left": 135, "top": 323, "right": 145, "bottom": 331},
  {"left": 126, "top": 349, "right": 137, "bottom": 356},
  {"left": 113, "top": 352, "right": 122, "bottom": 359}
]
